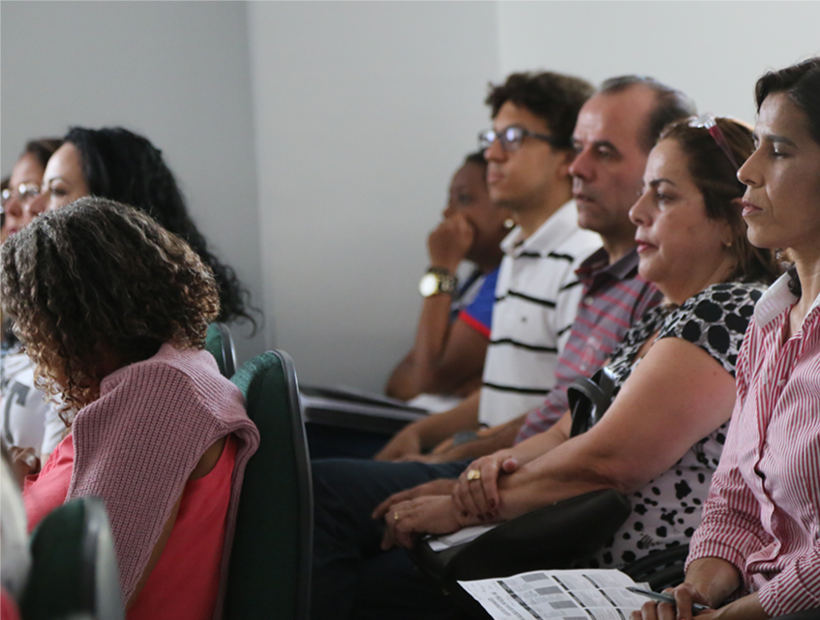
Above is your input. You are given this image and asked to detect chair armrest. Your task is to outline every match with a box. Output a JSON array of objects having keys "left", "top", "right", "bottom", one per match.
[
  {"left": 410, "top": 488, "right": 631, "bottom": 584},
  {"left": 622, "top": 544, "right": 689, "bottom": 591}
]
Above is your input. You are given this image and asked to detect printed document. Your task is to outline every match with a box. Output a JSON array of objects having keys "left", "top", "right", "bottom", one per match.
[{"left": 459, "top": 568, "right": 649, "bottom": 620}]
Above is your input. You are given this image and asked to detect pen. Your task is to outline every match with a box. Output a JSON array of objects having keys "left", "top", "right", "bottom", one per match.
[{"left": 627, "top": 586, "right": 710, "bottom": 613}]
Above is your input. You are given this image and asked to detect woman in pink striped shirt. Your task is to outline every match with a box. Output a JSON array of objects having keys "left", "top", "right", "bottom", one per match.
[{"left": 635, "top": 58, "right": 820, "bottom": 620}]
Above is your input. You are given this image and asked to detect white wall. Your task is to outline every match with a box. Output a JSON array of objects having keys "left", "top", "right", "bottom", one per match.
[
  {"left": 247, "top": 1, "right": 499, "bottom": 390},
  {"left": 3, "top": 1, "right": 820, "bottom": 393},
  {"left": 1, "top": 1, "right": 265, "bottom": 364},
  {"left": 497, "top": 2, "right": 820, "bottom": 125}
]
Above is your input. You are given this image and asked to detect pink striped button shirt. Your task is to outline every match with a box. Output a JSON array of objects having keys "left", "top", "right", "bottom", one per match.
[{"left": 688, "top": 274, "right": 820, "bottom": 617}]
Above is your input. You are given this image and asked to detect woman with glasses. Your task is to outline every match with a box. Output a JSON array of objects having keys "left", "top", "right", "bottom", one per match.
[
  {"left": 2, "top": 197, "right": 259, "bottom": 619},
  {"left": 1, "top": 138, "right": 62, "bottom": 243},
  {"left": 380, "top": 114, "right": 780, "bottom": 600},
  {"left": 33, "top": 126, "right": 258, "bottom": 329},
  {"left": 1, "top": 138, "right": 65, "bottom": 460},
  {"left": 635, "top": 57, "right": 820, "bottom": 620}
]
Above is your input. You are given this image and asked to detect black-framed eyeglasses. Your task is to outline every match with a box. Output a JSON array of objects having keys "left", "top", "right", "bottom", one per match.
[
  {"left": 478, "top": 126, "right": 562, "bottom": 152},
  {"left": 688, "top": 114, "right": 740, "bottom": 170},
  {"left": 1, "top": 182, "right": 41, "bottom": 208}
]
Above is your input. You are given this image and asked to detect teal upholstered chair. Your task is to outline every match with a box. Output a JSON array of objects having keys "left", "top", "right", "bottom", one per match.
[
  {"left": 224, "top": 350, "right": 313, "bottom": 620},
  {"left": 19, "top": 496, "right": 124, "bottom": 620},
  {"left": 205, "top": 323, "right": 237, "bottom": 378}
]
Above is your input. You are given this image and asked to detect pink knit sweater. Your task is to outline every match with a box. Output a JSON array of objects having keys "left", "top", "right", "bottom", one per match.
[{"left": 65, "top": 343, "right": 259, "bottom": 608}]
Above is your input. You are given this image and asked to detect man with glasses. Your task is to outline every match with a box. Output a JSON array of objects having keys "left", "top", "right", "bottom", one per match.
[
  {"left": 314, "top": 70, "right": 600, "bottom": 620},
  {"left": 311, "top": 74, "right": 696, "bottom": 620},
  {"left": 375, "top": 71, "right": 600, "bottom": 464},
  {"left": 421, "top": 75, "right": 696, "bottom": 458}
]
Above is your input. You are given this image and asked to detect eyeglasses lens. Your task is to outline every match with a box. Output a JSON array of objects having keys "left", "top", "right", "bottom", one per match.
[
  {"left": 479, "top": 127, "right": 524, "bottom": 152},
  {"left": 1, "top": 183, "right": 40, "bottom": 207}
]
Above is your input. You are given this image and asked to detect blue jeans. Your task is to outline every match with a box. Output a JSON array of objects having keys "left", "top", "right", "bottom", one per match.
[{"left": 311, "top": 458, "right": 471, "bottom": 620}]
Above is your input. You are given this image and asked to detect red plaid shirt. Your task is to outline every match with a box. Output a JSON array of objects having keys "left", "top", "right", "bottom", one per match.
[{"left": 516, "top": 248, "right": 662, "bottom": 442}]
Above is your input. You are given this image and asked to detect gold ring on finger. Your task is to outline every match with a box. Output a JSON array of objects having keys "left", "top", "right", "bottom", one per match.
[
  {"left": 467, "top": 469, "right": 481, "bottom": 481},
  {"left": 393, "top": 512, "right": 400, "bottom": 521}
]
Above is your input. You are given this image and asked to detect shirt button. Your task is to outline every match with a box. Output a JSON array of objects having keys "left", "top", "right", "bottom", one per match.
[
  {"left": 583, "top": 295, "right": 594, "bottom": 306},
  {"left": 777, "top": 379, "right": 786, "bottom": 387}
]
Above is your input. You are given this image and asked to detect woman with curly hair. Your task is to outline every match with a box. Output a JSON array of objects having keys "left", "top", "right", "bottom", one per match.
[
  {"left": 1, "top": 197, "right": 259, "bottom": 619},
  {"left": 32, "top": 126, "right": 258, "bottom": 329}
]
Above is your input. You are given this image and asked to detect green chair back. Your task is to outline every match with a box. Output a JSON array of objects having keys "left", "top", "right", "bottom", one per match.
[
  {"left": 224, "top": 350, "right": 313, "bottom": 620},
  {"left": 205, "top": 323, "right": 237, "bottom": 378},
  {"left": 20, "top": 496, "right": 124, "bottom": 620}
]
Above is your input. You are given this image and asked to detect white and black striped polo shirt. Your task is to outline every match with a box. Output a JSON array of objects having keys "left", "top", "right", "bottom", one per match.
[{"left": 478, "top": 200, "right": 601, "bottom": 427}]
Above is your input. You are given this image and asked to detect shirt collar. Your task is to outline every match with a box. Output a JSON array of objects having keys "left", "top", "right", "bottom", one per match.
[
  {"left": 754, "top": 272, "right": 799, "bottom": 326},
  {"left": 755, "top": 271, "right": 820, "bottom": 326},
  {"left": 576, "top": 247, "right": 640, "bottom": 282},
  {"left": 500, "top": 200, "right": 581, "bottom": 257}
]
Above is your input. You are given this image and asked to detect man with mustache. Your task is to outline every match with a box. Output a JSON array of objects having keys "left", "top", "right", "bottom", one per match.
[{"left": 312, "top": 74, "right": 694, "bottom": 620}]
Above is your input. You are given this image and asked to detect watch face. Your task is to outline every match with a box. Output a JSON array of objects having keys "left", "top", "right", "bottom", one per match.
[{"left": 419, "top": 273, "right": 440, "bottom": 297}]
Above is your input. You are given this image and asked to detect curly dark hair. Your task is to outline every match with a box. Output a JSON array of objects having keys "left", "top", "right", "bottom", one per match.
[
  {"left": 659, "top": 117, "right": 781, "bottom": 285},
  {"left": 64, "top": 126, "right": 259, "bottom": 331},
  {"left": 0, "top": 197, "right": 220, "bottom": 423},
  {"left": 485, "top": 72, "right": 595, "bottom": 149},
  {"left": 464, "top": 150, "right": 488, "bottom": 168}
]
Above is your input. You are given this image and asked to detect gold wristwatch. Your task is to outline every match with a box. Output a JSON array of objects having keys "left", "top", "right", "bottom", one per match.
[{"left": 418, "top": 267, "right": 458, "bottom": 297}]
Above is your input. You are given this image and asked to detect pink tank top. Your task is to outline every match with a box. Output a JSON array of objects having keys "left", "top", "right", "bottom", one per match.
[
  {"left": 23, "top": 434, "right": 237, "bottom": 620},
  {"left": 24, "top": 434, "right": 76, "bottom": 531},
  {"left": 1, "top": 588, "right": 22, "bottom": 620}
]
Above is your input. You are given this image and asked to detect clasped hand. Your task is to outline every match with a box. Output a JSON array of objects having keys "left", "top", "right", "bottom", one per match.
[
  {"left": 377, "top": 450, "right": 520, "bottom": 551},
  {"left": 452, "top": 451, "right": 519, "bottom": 521},
  {"left": 380, "top": 494, "right": 470, "bottom": 551}
]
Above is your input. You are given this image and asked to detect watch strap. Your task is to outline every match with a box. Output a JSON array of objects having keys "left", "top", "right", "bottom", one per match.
[{"left": 419, "top": 268, "right": 458, "bottom": 297}]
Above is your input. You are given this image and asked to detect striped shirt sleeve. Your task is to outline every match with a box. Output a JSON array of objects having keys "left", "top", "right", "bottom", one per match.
[{"left": 687, "top": 301, "right": 820, "bottom": 616}]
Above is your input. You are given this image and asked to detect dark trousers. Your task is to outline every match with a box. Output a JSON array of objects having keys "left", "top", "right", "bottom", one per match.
[{"left": 311, "top": 458, "right": 471, "bottom": 620}]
